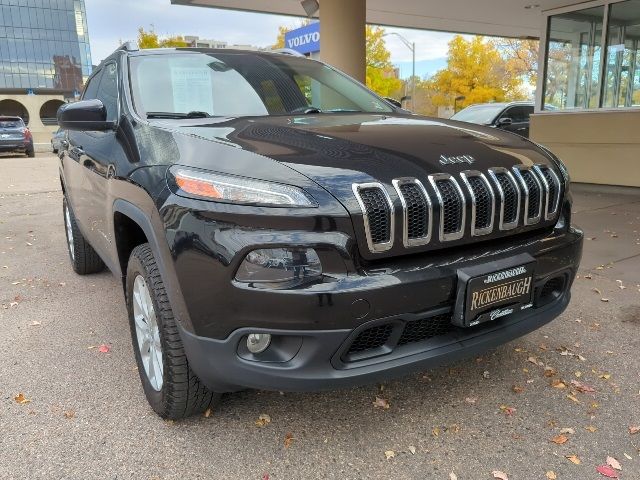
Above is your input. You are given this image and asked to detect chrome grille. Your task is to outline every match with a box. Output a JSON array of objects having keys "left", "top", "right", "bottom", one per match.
[
  {"left": 534, "top": 165, "right": 561, "bottom": 220},
  {"left": 461, "top": 171, "right": 495, "bottom": 236},
  {"left": 513, "top": 166, "right": 543, "bottom": 225},
  {"left": 393, "top": 178, "right": 432, "bottom": 246},
  {"left": 352, "top": 183, "right": 394, "bottom": 252},
  {"left": 353, "top": 163, "right": 562, "bottom": 253},
  {"left": 429, "top": 174, "right": 466, "bottom": 241}
]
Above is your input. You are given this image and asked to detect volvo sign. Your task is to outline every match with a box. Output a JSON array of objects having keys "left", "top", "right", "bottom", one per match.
[{"left": 284, "top": 22, "right": 320, "bottom": 55}]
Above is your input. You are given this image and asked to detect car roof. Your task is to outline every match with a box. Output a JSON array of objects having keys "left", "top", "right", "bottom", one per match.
[
  {"left": 0, "top": 116, "right": 22, "bottom": 121},
  {"left": 464, "top": 101, "right": 534, "bottom": 108}
]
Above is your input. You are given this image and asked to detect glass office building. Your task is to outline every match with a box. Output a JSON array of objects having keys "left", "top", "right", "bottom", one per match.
[{"left": 0, "top": 0, "right": 91, "bottom": 92}]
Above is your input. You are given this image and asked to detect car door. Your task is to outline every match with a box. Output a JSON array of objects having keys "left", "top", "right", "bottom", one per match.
[
  {"left": 66, "top": 61, "right": 119, "bottom": 257},
  {"left": 496, "top": 105, "right": 533, "bottom": 138}
]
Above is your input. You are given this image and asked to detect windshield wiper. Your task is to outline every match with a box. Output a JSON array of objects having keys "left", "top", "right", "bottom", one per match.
[
  {"left": 324, "top": 109, "right": 364, "bottom": 113},
  {"left": 146, "top": 111, "right": 211, "bottom": 119}
]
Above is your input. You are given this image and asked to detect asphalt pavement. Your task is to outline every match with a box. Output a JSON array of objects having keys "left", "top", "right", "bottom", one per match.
[{"left": 1, "top": 154, "right": 639, "bottom": 480}]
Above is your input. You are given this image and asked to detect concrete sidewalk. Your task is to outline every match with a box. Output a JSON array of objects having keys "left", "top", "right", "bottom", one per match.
[{"left": 1, "top": 155, "right": 639, "bottom": 480}]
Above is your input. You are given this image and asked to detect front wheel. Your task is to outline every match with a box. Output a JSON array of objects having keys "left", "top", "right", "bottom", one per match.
[
  {"left": 63, "top": 197, "right": 104, "bottom": 274},
  {"left": 126, "top": 243, "right": 220, "bottom": 419}
]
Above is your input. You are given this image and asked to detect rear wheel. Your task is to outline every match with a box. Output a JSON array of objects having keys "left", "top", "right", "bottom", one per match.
[
  {"left": 126, "top": 243, "right": 220, "bottom": 419},
  {"left": 26, "top": 147, "right": 35, "bottom": 158},
  {"left": 63, "top": 197, "right": 104, "bottom": 274}
]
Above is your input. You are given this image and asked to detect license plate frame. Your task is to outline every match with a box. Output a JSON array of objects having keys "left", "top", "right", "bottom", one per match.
[{"left": 452, "top": 253, "right": 536, "bottom": 328}]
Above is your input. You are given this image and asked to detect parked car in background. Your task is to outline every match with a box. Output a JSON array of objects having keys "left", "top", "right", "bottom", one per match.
[
  {"left": 51, "top": 128, "right": 66, "bottom": 154},
  {"left": 0, "top": 116, "right": 34, "bottom": 157},
  {"left": 451, "top": 101, "right": 535, "bottom": 138},
  {"left": 57, "top": 46, "right": 582, "bottom": 419}
]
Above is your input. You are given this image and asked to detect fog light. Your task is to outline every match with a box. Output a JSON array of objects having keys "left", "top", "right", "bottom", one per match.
[{"left": 246, "top": 333, "right": 271, "bottom": 354}]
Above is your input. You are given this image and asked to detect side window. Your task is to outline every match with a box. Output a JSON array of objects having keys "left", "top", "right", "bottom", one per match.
[
  {"left": 82, "top": 70, "right": 102, "bottom": 100},
  {"left": 503, "top": 106, "right": 531, "bottom": 123},
  {"left": 95, "top": 62, "right": 119, "bottom": 122}
]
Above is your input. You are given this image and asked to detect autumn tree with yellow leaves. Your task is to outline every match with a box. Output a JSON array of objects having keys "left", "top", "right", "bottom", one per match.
[
  {"left": 137, "top": 27, "right": 187, "bottom": 49},
  {"left": 425, "top": 35, "right": 528, "bottom": 111}
]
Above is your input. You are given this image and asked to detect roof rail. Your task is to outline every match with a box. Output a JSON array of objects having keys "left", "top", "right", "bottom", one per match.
[
  {"left": 271, "top": 48, "right": 305, "bottom": 57},
  {"left": 118, "top": 41, "right": 139, "bottom": 52}
]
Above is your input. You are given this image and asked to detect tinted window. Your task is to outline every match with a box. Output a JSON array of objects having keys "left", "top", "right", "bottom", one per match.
[
  {"left": 129, "top": 52, "right": 393, "bottom": 117},
  {"left": 502, "top": 106, "right": 533, "bottom": 123},
  {"left": 82, "top": 69, "right": 102, "bottom": 100},
  {"left": 95, "top": 62, "right": 118, "bottom": 122}
]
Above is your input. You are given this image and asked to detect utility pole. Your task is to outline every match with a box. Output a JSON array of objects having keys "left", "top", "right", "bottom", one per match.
[{"left": 383, "top": 32, "right": 416, "bottom": 111}]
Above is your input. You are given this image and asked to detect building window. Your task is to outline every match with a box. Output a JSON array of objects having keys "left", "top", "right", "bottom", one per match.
[
  {"left": 602, "top": 0, "right": 640, "bottom": 107},
  {"left": 544, "top": 6, "right": 605, "bottom": 110},
  {"left": 543, "top": 0, "right": 640, "bottom": 111}
]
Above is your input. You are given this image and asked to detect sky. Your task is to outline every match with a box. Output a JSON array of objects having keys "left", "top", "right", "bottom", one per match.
[{"left": 84, "top": 0, "right": 455, "bottom": 79}]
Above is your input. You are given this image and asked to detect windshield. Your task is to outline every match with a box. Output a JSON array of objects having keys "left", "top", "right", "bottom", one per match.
[
  {"left": 451, "top": 104, "right": 506, "bottom": 124},
  {"left": 0, "top": 118, "right": 23, "bottom": 129},
  {"left": 129, "top": 52, "right": 393, "bottom": 118}
]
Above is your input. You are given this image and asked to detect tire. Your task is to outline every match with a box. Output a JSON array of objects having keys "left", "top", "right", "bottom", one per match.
[
  {"left": 63, "top": 197, "right": 105, "bottom": 274},
  {"left": 126, "top": 243, "right": 220, "bottom": 419},
  {"left": 26, "top": 148, "right": 35, "bottom": 158}
]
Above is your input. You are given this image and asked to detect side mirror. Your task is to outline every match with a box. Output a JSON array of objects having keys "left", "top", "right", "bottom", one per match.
[
  {"left": 57, "top": 99, "right": 114, "bottom": 131},
  {"left": 384, "top": 97, "right": 402, "bottom": 108},
  {"left": 497, "top": 117, "right": 513, "bottom": 127}
]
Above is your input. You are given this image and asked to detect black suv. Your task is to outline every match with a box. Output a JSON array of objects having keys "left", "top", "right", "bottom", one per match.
[
  {"left": 451, "top": 101, "right": 535, "bottom": 138},
  {"left": 0, "top": 116, "right": 35, "bottom": 157},
  {"left": 57, "top": 46, "right": 583, "bottom": 419}
]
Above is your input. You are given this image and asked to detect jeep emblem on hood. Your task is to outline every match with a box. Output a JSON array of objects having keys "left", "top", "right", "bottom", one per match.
[{"left": 439, "top": 154, "right": 476, "bottom": 165}]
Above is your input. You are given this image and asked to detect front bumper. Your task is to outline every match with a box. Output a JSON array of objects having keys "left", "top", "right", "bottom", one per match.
[
  {"left": 178, "top": 227, "right": 583, "bottom": 392},
  {"left": 181, "top": 292, "right": 571, "bottom": 392}
]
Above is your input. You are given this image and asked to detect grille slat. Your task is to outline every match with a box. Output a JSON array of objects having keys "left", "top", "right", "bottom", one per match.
[
  {"left": 353, "top": 183, "right": 394, "bottom": 252},
  {"left": 400, "top": 183, "right": 429, "bottom": 239},
  {"left": 520, "top": 169, "right": 542, "bottom": 222},
  {"left": 436, "top": 180, "right": 463, "bottom": 234},
  {"left": 495, "top": 172, "right": 519, "bottom": 226}
]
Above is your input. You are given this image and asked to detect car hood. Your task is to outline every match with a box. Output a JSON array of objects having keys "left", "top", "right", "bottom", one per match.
[{"left": 175, "top": 113, "right": 556, "bottom": 202}]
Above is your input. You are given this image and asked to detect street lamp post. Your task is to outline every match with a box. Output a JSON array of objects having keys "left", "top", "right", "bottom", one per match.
[{"left": 383, "top": 32, "right": 415, "bottom": 111}]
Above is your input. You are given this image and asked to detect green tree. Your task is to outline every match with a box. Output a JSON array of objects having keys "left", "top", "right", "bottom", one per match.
[
  {"left": 272, "top": 20, "right": 313, "bottom": 49},
  {"left": 425, "top": 35, "right": 526, "bottom": 110},
  {"left": 137, "top": 27, "right": 187, "bottom": 49}
]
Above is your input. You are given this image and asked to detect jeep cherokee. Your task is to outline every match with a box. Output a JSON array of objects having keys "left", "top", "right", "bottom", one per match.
[{"left": 57, "top": 45, "right": 583, "bottom": 419}]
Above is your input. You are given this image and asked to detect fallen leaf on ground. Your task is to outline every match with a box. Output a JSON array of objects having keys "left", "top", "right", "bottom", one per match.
[
  {"left": 560, "top": 427, "right": 575, "bottom": 435},
  {"left": 552, "top": 434, "right": 569, "bottom": 445},
  {"left": 566, "top": 455, "right": 581, "bottom": 464},
  {"left": 596, "top": 465, "right": 619, "bottom": 478},
  {"left": 449, "top": 473, "right": 458, "bottom": 480},
  {"left": 586, "top": 425, "right": 598, "bottom": 432},
  {"left": 29, "top": 321, "right": 41, "bottom": 326},
  {"left": 492, "top": 470, "right": 508, "bottom": 480},
  {"left": 606, "top": 456, "right": 621, "bottom": 471},
  {"left": 384, "top": 450, "right": 395, "bottom": 460},
  {"left": 203, "top": 408, "right": 212, "bottom": 418},
  {"left": 408, "top": 445, "right": 416, "bottom": 455},
  {"left": 283, "top": 432, "right": 294, "bottom": 448},
  {"left": 592, "top": 287, "right": 602, "bottom": 295},
  {"left": 629, "top": 425, "right": 640, "bottom": 435},
  {"left": 373, "top": 396, "right": 390, "bottom": 409},
  {"left": 465, "top": 397, "right": 477, "bottom": 404},
  {"left": 262, "top": 474, "right": 269, "bottom": 480},
  {"left": 552, "top": 379, "right": 567, "bottom": 389},
  {"left": 512, "top": 385, "right": 524, "bottom": 394},
  {"left": 566, "top": 394, "right": 580, "bottom": 403},
  {"left": 14, "top": 393, "right": 30, "bottom": 404},
  {"left": 98, "top": 344, "right": 110, "bottom": 353},
  {"left": 64, "top": 410, "right": 75, "bottom": 419},
  {"left": 544, "top": 367, "right": 557, "bottom": 377},
  {"left": 546, "top": 471, "right": 557, "bottom": 480},
  {"left": 255, "top": 414, "right": 271, "bottom": 427},
  {"left": 571, "top": 380, "right": 596, "bottom": 393},
  {"left": 623, "top": 453, "right": 632, "bottom": 460},
  {"left": 601, "top": 298, "right": 610, "bottom": 302}
]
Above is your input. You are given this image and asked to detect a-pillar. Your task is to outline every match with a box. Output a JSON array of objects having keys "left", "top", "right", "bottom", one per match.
[{"left": 319, "top": 0, "right": 366, "bottom": 83}]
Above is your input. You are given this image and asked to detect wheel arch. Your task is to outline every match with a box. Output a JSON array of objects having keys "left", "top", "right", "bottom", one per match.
[{"left": 112, "top": 199, "right": 194, "bottom": 332}]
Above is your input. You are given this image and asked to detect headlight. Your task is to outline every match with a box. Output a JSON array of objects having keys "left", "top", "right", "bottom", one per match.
[
  {"left": 235, "top": 248, "right": 322, "bottom": 288},
  {"left": 169, "top": 166, "right": 316, "bottom": 207}
]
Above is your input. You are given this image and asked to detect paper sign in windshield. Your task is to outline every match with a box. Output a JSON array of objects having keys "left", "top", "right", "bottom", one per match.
[{"left": 171, "top": 67, "right": 213, "bottom": 114}]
